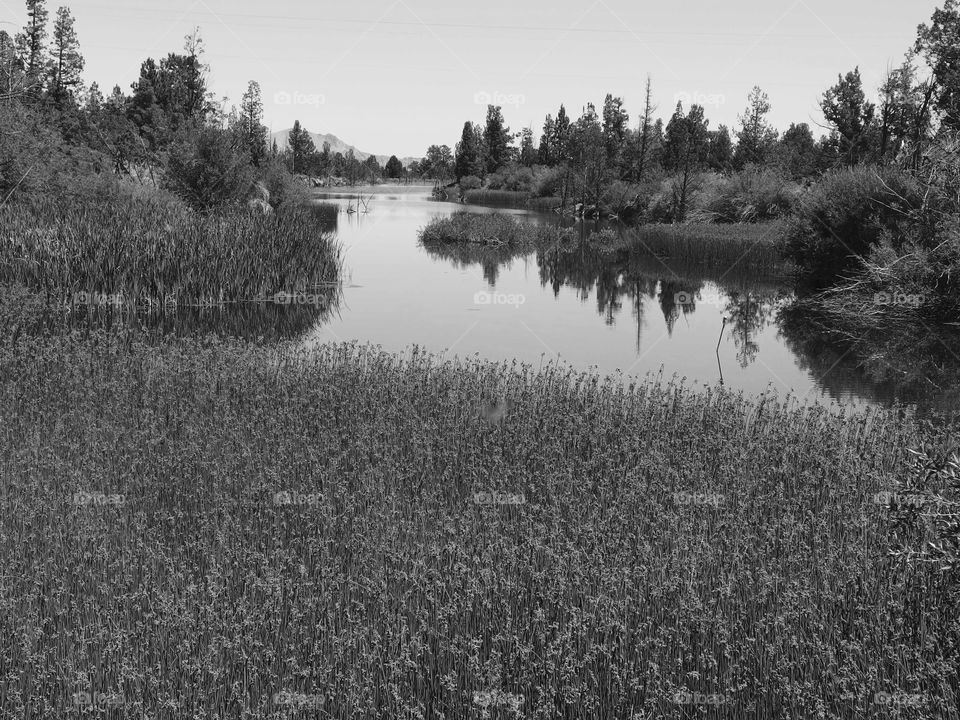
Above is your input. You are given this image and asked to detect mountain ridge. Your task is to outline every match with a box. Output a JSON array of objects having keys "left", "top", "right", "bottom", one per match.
[{"left": 270, "top": 129, "right": 420, "bottom": 168}]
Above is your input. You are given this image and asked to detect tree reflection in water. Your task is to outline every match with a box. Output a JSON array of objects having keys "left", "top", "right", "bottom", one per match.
[
  {"left": 422, "top": 222, "right": 960, "bottom": 415},
  {"left": 537, "top": 236, "right": 787, "bottom": 359}
]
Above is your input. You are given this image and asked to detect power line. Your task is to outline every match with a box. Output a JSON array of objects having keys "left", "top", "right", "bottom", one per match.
[{"left": 73, "top": 5, "right": 907, "bottom": 40}]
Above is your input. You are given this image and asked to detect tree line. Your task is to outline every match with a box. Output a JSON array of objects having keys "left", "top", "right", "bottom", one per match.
[
  {"left": 411, "top": 1, "right": 959, "bottom": 222},
  {"left": 0, "top": 0, "right": 414, "bottom": 208}
]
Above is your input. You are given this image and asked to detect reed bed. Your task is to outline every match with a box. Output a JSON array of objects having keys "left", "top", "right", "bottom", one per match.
[
  {"left": 419, "top": 212, "right": 557, "bottom": 248},
  {"left": 462, "top": 189, "right": 532, "bottom": 208},
  {"left": 526, "top": 196, "right": 563, "bottom": 212},
  {"left": 0, "top": 320, "right": 956, "bottom": 719},
  {"left": 0, "top": 193, "right": 342, "bottom": 307},
  {"left": 623, "top": 222, "right": 790, "bottom": 274}
]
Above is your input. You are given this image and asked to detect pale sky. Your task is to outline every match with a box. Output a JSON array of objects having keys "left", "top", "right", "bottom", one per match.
[{"left": 3, "top": 0, "right": 942, "bottom": 157}]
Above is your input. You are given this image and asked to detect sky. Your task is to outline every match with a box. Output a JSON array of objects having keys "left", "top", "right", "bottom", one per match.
[{"left": 1, "top": 0, "right": 944, "bottom": 158}]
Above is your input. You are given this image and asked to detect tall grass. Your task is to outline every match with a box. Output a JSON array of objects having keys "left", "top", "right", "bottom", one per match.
[
  {"left": 526, "top": 196, "right": 563, "bottom": 212},
  {"left": 624, "top": 222, "right": 789, "bottom": 273},
  {"left": 0, "top": 192, "right": 342, "bottom": 306},
  {"left": 462, "top": 189, "right": 532, "bottom": 208},
  {"left": 0, "top": 321, "right": 956, "bottom": 719},
  {"left": 419, "top": 212, "right": 557, "bottom": 247}
]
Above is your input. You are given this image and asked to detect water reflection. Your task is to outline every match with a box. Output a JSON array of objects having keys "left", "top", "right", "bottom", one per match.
[
  {"left": 779, "top": 305, "right": 960, "bottom": 419},
  {"left": 309, "top": 186, "right": 960, "bottom": 414},
  {"left": 538, "top": 238, "right": 788, "bottom": 368},
  {"left": 419, "top": 241, "right": 526, "bottom": 286},
  {"left": 63, "top": 286, "right": 342, "bottom": 342}
]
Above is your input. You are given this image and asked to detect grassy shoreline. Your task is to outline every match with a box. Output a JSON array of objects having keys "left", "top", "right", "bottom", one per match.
[
  {"left": 0, "top": 321, "right": 956, "bottom": 718},
  {"left": 420, "top": 212, "right": 791, "bottom": 274},
  {"left": 0, "top": 191, "right": 342, "bottom": 307}
]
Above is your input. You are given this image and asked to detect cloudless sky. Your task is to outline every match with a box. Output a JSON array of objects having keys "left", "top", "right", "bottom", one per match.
[{"left": 2, "top": 0, "right": 943, "bottom": 157}]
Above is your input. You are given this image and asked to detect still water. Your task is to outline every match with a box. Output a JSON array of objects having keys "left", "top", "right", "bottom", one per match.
[{"left": 302, "top": 185, "right": 959, "bottom": 414}]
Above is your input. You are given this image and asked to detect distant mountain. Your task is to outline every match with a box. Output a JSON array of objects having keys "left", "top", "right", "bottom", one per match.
[{"left": 270, "top": 130, "right": 420, "bottom": 168}]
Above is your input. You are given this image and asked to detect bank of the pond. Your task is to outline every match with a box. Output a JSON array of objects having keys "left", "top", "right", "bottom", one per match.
[
  {"left": 0, "top": 191, "right": 342, "bottom": 306},
  {"left": 0, "top": 314, "right": 956, "bottom": 718}
]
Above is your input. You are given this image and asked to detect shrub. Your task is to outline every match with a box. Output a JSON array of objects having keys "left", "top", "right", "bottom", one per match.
[
  {"left": 501, "top": 165, "right": 534, "bottom": 192},
  {"left": 704, "top": 167, "right": 799, "bottom": 223},
  {"left": 459, "top": 175, "right": 482, "bottom": 191},
  {"left": 783, "top": 165, "right": 925, "bottom": 283},
  {"left": 532, "top": 166, "right": 565, "bottom": 198},
  {"left": 601, "top": 181, "right": 643, "bottom": 217},
  {"left": 484, "top": 171, "right": 505, "bottom": 190},
  {"left": 259, "top": 157, "right": 310, "bottom": 210},
  {"left": 164, "top": 126, "right": 254, "bottom": 211}
]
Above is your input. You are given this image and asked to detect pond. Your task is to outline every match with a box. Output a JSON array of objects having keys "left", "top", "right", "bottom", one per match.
[{"left": 302, "top": 184, "right": 960, "bottom": 416}]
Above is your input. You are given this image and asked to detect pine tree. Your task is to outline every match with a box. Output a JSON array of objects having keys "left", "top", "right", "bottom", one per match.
[
  {"left": 240, "top": 80, "right": 268, "bottom": 165},
  {"left": 552, "top": 105, "right": 570, "bottom": 162},
  {"left": 519, "top": 127, "right": 537, "bottom": 166},
  {"left": 286, "top": 120, "right": 316, "bottom": 174},
  {"left": 385, "top": 155, "right": 404, "bottom": 179},
  {"left": 454, "top": 121, "right": 480, "bottom": 180},
  {"left": 662, "top": 102, "right": 710, "bottom": 221},
  {"left": 707, "top": 125, "right": 734, "bottom": 172},
  {"left": 636, "top": 76, "right": 657, "bottom": 180},
  {"left": 0, "top": 31, "right": 23, "bottom": 103},
  {"left": 601, "top": 93, "right": 629, "bottom": 169},
  {"left": 538, "top": 114, "right": 555, "bottom": 164},
  {"left": 482, "top": 105, "right": 513, "bottom": 174},
  {"left": 734, "top": 86, "right": 778, "bottom": 168},
  {"left": 820, "top": 67, "right": 875, "bottom": 165},
  {"left": 15, "top": 0, "right": 48, "bottom": 99},
  {"left": 916, "top": 0, "right": 960, "bottom": 133},
  {"left": 181, "top": 28, "right": 209, "bottom": 122},
  {"left": 49, "top": 6, "right": 84, "bottom": 105}
]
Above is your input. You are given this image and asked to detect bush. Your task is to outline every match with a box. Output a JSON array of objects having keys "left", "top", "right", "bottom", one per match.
[
  {"left": 531, "top": 166, "right": 564, "bottom": 198},
  {"left": 164, "top": 126, "right": 254, "bottom": 211},
  {"left": 704, "top": 167, "right": 798, "bottom": 223},
  {"left": 259, "top": 157, "right": 310, "bottom": 210},
  {"left": 501, "top": 165, "right": 534, "bottom": 192},
  {"left": 783, "top": 165, "right": 925, "bottom": 283},
  {"left": 459, "top": 175, "right": 482, "bottom": 191},
  {"left": 601, "top": 181, "right": 643, "bottom": 218},
  {"left": 0, "top": 103, "right": 111, "bottom": 199}
]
